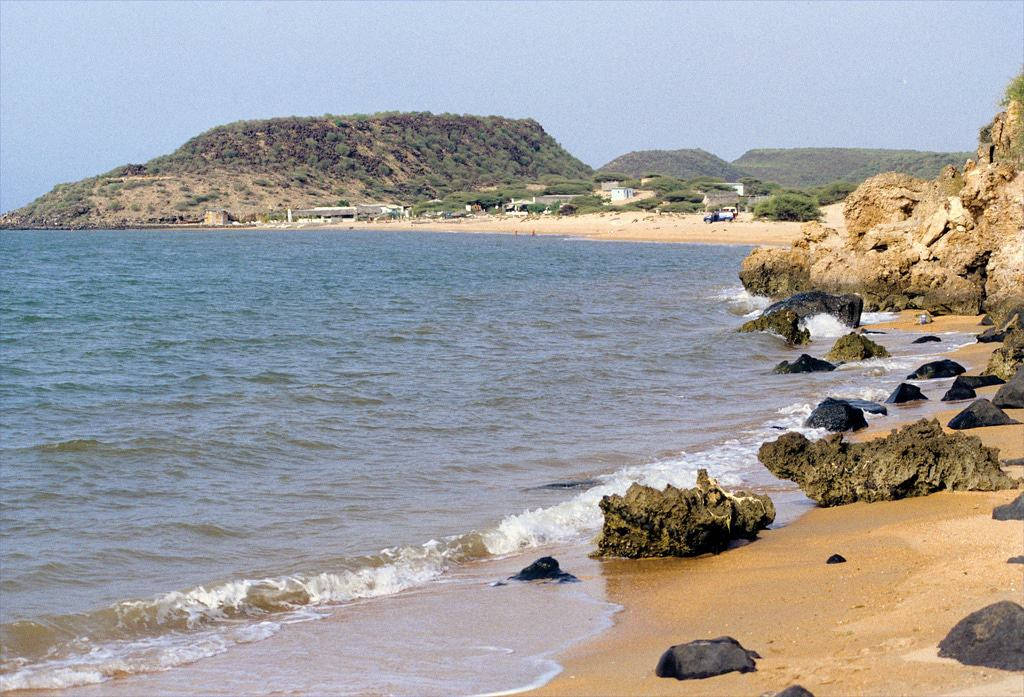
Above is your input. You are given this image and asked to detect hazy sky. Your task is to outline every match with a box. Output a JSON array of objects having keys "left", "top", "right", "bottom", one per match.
[{"left": 1, "top": 0, "right": 1021, "bottom": 211}]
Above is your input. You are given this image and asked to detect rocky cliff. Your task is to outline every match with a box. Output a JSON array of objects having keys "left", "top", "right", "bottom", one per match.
[{"left": 739, "top": 102, "right": 1024, "bottom": 321}]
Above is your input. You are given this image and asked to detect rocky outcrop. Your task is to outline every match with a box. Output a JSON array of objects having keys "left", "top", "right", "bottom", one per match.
[
  {"left": 594, "top": 469, "right": 775, "bottom": 558},
  {"left": 992, "top": 368, "right": 1024, "bottom": 408},
  {"left": 825, "top": 332, "right": 889, "bottom": 362},
  {"left": 738, "top": 102, "right": 1024, "bottom": 318},
  {"left": 937, "top": 601, "right": 1024, "bottom": 671},
  {"left": 886, "top": 383, "right": 927, "bottom": 403},
  {"left": 804, "top": 398, "right": 868, "bottom": 432},
  {"left": 740, "top": 309, "right": 810, "bottom": 346},
  {"left": 907, "top": 359, "right": 966, "bottom": 379},
  {"left": 655, "top": 637, "right": 760, "bottom": 680},
  {"left": 757, "top": 419, "right": 1018, "bottom": 506},
  {"left": 984, "top": 327, "right": 1024, "bottom": 380},
  {"left": 947, "top": 399, "right": 1021, "bottom": 429},
  {"left": 762, "top": 291, "right": 863, "bottom": 328},
  {"left": 772, "top": 354, "right": 835, "bottom": 374}
]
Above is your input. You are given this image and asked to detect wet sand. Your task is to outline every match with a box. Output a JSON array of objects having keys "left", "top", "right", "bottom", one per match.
[{"left": 531, "top": 314, "right": 1024, "bottom": 697}]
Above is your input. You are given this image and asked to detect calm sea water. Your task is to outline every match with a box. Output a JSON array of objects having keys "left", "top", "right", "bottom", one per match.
[{"left": 0, "top": 229, "right": 966, "bottom": 694}]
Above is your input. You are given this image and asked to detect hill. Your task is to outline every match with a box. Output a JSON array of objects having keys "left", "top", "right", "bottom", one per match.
[
  {"left": 1, "top": 112, "right": 591, "bottom": 228},
  {"left": 597, "top": 149, "right": 746, "bottom": 181},
  {"left": 730, "top": 148, "right": 973, "bottom": 188}
]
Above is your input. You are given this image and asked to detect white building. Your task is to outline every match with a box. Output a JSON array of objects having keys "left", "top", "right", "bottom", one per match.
[
  {"left": 723, "top": 182, "right": 745, "bottom": 196},
  {"left": 609, "top": 187, "right": 636, "bottom": 201}
]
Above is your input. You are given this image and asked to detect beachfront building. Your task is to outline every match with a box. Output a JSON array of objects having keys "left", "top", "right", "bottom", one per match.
[
  {"left": 292, "top": 206, "right": 357, "bottom": 222},
  {"left": 609, "top": 187, "right": 636, "bottom": 201},
  {"left": 504, "top": 194, "right": 580, "bottom": 214},
  {"left": 203, "top": 209, "right": 230, "bottom": 226},
  {"left": 356, "top": 204, "right": 407, "bottom": 219},
  {"left": 702, "top": 191, "right": 741, "bottom": 211}
]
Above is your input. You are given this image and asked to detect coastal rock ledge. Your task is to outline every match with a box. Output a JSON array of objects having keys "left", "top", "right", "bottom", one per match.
[
  {"left": 757, "top": 419, "right": 1019, "bottom": 506},
  {"left": 594, "top": 469, "right": 775, "bottom": 558}
]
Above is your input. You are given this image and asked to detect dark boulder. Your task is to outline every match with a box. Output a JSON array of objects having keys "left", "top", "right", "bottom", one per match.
[
  {"left": 740, "top": 309, "right": 810, "bottom": 346},
  {"left": 655, "top": 636, "right": 760, "bottom": 680},
  {"left": 507, "top": 556, "right": 578, "bottom": 583},
  {"left": 992, "top": 493, "right": 1024, "bottom": 521},
  {"left": 1009, "top": 556, "right": 1024, "bottom": 564},
  {"left": 757, "top": 419, "right": 1018, "bottom": 506},
  {"left": 954, "top": 374, "right": 1005, "bottom": 389},
  {"left": 773, "top": 686, "right": 816, "bottom": 697},
  {"left": 763, "top": 291, "right": 864, "bottom": 328},
  {"left": 825, "top": 332, "right": 889, "bottom": 362},
  {"left": 937, "top": 601, "right": 1024, "bottom": 671},
  {"left": 947, "top": 399, "right": 1021, "bottom": 430},
  {"left": 804, "top": 398, "right": 868, "bottom": 432},
  {"left": 594, "top": 469, "right": 775, "bottom": 558},
  {"left": 992, "top": 368, "right": 1024, "bottom": 409},
  {"left": 772, "top": 354, "right": 836, "bottom": 374},
  {"left": 834, "top": 398, "right": 887, "bottom": 415},
  {"left": 912, "top": 335, "right": 942, "bottom": 344},
  {"left": 941, "top": 383, "right": 976, "bottom": 402},
  {"left": 885, "top": 383, "right": 927, "bottom": 404},
  {"left": 826, "top": 554, "right": 846, "bottom": 564},
  {"left": 906, "top": 359, "right": 966, "bottom": 380},
  {"left": 977, "top": 327, "right": 1008, "bottom": 343}
]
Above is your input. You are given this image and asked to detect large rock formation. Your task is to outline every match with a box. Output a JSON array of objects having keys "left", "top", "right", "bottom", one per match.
[
  {"left": 738, "top": 100, "right": 1024, "bottom": 320},
  {"left": 594, "top": 469, "right": 775, "bottom": 558},
  {"left": 757, "top": 419, "right": 1018, "bottom": 506}
]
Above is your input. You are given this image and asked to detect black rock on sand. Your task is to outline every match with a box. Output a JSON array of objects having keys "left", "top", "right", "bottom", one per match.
[
  {"left": 804, "top": 398, "right": 868, "bottom": 432},
  {"left": 885, "top": 383, "right": 927, "bottom": 404},
  {"left": 992, "top": 368, "right": 1024, "bottom": 409},
  {"left": 947, "top": 399, "right": 1021, "bottom": 430},
  {"left": 504, "top": 556, "right": 579, "bottom": 583},
  {"left": 772, "top": 354, "right": 835, "bottom": 374},
  {"left": 655, "top": 636, "right": 760, "bottom": 680},
  {"left": 992, "top": 493, "right": 1024, "bottom": 521},
  {"left": 937, "top": 601, "right": 1024, "bottom": 671},
  {"left": 773, "top": 686, "right": 816, "bottom": 697}
]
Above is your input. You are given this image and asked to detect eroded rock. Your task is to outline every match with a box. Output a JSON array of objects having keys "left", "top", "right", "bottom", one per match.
[
  {"left": 825, "top": 333, "right": 890, "bottom": 362},
  {"left": 740, "top": 309, "right": 810, "bottom": 346},
  {"left": 757, "top": 419, "right": 1018, "bottom": 506},
  {"left": 984, "top": 327, "right": 1024, "bottom": 380},
  {"left": 937, "top": 601, "right": 1024, "bottom": 671},
  {"left": 655, "top": 636, "right": 760, "bottom": 680},
  {"left": 594, "top": 469, "right": 775, "bottom": 558}
]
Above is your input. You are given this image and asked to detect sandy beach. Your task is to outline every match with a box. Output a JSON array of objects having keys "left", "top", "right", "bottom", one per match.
[
  {"left": 530, "top": 314, "right": 1024, "bottom": 697},
  {"left": 260, "top": 205, "right": 847, "bottom": 248}
]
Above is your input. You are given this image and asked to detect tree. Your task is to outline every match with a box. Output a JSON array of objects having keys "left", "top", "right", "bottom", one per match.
[
  {"left": 754, "top": 193, "right": 821, "bottom": 221},
  {"left": 813, "top": 181, "right": 856, "bottom": 205}
]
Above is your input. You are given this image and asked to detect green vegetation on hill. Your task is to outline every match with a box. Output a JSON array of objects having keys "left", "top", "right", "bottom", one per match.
[
  {"left": 731, "top": 148, "right": 972, "bottom": 188},
  {"left": 597, "top": 149, "right": 747, "bottom": 181},
  {"left": 2, "top": 112, "right": 591, "bottom": 228}
]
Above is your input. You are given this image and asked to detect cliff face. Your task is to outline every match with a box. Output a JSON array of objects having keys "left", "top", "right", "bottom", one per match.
[
  {"left": 0, "top": 113, "right": 592, "bottom": 229},
  {"left": 740, "top": 105, "right": 1024, "bottom": 321}
]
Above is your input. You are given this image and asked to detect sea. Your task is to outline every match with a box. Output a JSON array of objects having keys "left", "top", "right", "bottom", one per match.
[{"left": 0, "top": 229, "right": 974, "bottom": 695}]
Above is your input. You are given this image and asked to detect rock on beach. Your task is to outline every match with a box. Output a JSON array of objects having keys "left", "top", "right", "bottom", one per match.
[
  {"left": 804, "top": 398, "right": 868, "bottom": 432},
  {"left": 772, "top": 354, "right": 836, "bottom": 374},
  {"left": 654, "top": 636, "right": 760, "bottom": 680},
  {"left": 937, "top": 601, "right": 1024, "bottom": 671},
  {"left": 907, "top": 359, "right": 966, "bottom": 380},
  {"left": 947, "top": 399, "right": 1021, "bottom": 429}
]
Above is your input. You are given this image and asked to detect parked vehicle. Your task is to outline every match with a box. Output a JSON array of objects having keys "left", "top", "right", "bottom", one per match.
[{"left": 703, "top": 210, "right": 735, "bottom": 223}]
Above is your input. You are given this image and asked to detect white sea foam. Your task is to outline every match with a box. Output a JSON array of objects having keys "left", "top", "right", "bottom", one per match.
[
  {"left": 715, "top": 286, "right": 772, "bottom": 316},
  {"left": 861, "top": 311, "right": 901, "bottom": 325},
  {"left": 800, "top": 313, "right": 852, "bottom": 338}
]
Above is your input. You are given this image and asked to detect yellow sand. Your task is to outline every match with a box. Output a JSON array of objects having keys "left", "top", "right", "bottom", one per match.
[{"left": 531, "top": 315, "right": 1024, "bottom": 697}]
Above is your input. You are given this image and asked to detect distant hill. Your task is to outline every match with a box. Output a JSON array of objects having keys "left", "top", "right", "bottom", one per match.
[
  {"left": 730, "top": 148, "right": 973, "bottom": 188},
  {"left": 1, "top": 112, "right": 591, "bottom": 228},
  {"left": 597, "top": 149, "right": 747, "bottom": 181}
]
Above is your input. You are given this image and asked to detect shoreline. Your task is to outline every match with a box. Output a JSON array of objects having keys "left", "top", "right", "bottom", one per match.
[{"left": 528, "top": 313, "right": 1024, "bottom": 697}]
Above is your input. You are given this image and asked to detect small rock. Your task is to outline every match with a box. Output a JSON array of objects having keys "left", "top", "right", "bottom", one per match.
[
  {"left": 773, "top": 686, "right": 816, "bottom": 697},
  {"left": 826, "top": 554, "right": 847, "bottom": 564},
  {"left": 825, "top": 332, "right": 889, "bottom": 362},
  {"left": 655, "top": 636, "right": 760, "bottom": 680},
  {"left": 941, "top": 383, "right": 976, "bottom": 402},
  {"left": 885, "top": 383, "right": 928, "bottom": 404},
  {"left": 804, "top": 398, "right": 868, "bottom": 432},
  {"left": 947, "top": 399, "right": 1021, "bottom": 430},
  {"left": 835, "top": 398, "right": 887, "bottom": 415},
  {"left": 992, "top": 493, "right": 1024, "bottom": 521},
  {"left": 772, "top": 354, "right": 836, "bottom": 374},
  {"left": 954, "top": 375, "right": 1005, "bottom": 389},
  {"left": 977, "top": 327, "right": 1007, "bottom": 343},
  {"left": 992, "top": 368, "right": 1023, "bottom": 409},
  {"left": 1008, "top": 556, "right": 1024, "bottom": 564},
  {"left": 912, "top": 335, "right": 942, "bottom": 343},
  {"left": 907, "top": 359, "right": 966, "bottom": 379},
  {"left": 507, "top": 556, "right": 579, "bottom": 583},
  {"left": 937, "top": 601, "right": 1024, "bottom": 671}
]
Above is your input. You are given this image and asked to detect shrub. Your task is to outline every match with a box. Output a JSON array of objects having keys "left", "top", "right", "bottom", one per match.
[
  {"left": 663, "top": 189, "right": 703, "bottom": 203},
  {"left": 641, "top": 176, "right": 688, "bottom": 193},
  {"left": 593, "top": 171, "right": 628, "bottom": 182},
  {"left": 542, "top": 181, "right": 593, "bottom": 195},
  {"left": 754, "top": 193, "right": 821, "bottom": 221},
  {"left": 814, "top": 181, "right": 857, "bottom": 205},
  {"left": 1002, "top": 70, "right": 1024, "bottom": 106},
  {"left": 659, "top": 201, "right": 701, "bottom": 213}
]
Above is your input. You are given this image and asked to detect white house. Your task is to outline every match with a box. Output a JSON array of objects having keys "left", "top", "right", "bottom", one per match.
[
  {"left": 723, "top": 182, "right": 745, "bottom": 196},
  {"left": 609, "top": 187, "right": 636, "bottom": 201}
]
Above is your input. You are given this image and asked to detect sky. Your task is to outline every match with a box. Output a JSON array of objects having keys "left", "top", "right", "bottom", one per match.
[{"left": 1, "top": 0, "right": 1022, "bottom": 212}]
